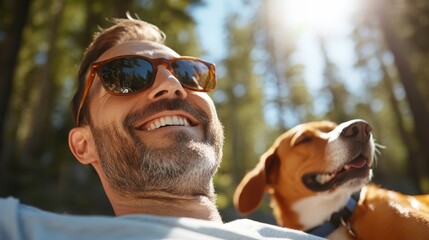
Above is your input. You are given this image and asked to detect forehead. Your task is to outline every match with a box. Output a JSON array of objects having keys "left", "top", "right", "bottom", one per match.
[{"left": 97, "top": 40, "right": 180, "bottom": 62}]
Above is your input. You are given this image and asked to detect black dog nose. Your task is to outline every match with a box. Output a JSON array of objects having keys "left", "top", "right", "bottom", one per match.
[{"left": 341, "top": 120, "right": 372, "bottom": 143}]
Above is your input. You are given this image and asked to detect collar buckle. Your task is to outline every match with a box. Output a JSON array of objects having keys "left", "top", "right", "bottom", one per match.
[{"left": 340, "top": 217, "right": 357, "bottom": 237}]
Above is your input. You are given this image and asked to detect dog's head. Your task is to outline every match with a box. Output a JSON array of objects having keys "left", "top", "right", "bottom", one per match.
[{"left": 234, "top": 119, "right": 375, "bottom": 215}]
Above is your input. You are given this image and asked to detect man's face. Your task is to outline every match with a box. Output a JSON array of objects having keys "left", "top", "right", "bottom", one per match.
[{"left": 83, "top": 41, "right": 224, "bottom": 197}]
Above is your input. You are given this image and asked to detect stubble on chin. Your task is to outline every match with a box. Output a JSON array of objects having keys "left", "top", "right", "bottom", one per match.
[{"left": 90, "top": 99, "right": 224, "bottom": 198}]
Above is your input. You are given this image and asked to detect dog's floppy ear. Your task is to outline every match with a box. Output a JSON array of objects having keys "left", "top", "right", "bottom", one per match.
[{"left": 233, "top": 149, "right": 280, "bottom": 215}]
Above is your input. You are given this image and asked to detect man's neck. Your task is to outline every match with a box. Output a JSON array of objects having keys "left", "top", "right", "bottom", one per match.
[{"left": 110, "top": 191, "right": 223, "bottom": 222}]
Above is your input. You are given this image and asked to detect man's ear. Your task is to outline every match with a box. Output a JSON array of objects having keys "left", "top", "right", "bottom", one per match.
[{"left": 68, "top": 127, "right": 97, "bottom": 165}]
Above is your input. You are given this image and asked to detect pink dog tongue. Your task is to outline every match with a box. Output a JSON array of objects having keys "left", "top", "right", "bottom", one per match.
[{"left": 346, "top": 157, "right": 367, "bottom": 169}]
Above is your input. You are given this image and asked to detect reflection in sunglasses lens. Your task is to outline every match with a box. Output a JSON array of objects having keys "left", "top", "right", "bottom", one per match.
[
  {"left": 172, "top": 60, "right": 210, "bottom": 91},
  {"left": 100, "top": 58, "right": 154, "bottom": 94},
  {"left": 98, "top": 57, "right": 214, "bottom": 94}
]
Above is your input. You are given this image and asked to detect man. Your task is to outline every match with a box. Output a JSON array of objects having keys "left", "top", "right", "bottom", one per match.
[{"left": 0, "top": 16, "right": 322, "bottom": 239}]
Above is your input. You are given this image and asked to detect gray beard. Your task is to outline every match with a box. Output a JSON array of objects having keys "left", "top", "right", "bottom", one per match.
[{"left": 90, "top": 99, "right": 224, "bottom": 198}]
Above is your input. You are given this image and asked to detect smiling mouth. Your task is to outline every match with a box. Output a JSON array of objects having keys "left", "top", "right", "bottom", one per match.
[
  {"left": 145, "top": 115, "right": 191, "bottom": 131},
  {"left": 302, "top": 155, "right": 371, "bottom": 192}
]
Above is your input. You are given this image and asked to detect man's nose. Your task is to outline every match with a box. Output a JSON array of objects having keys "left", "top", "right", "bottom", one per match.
[{"left": 146, "top": 66, "right": 187, "bottom": 100}]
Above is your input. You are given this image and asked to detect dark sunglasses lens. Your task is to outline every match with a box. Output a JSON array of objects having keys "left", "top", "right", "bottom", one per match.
[
  {"left": 172, "top": 60, "right": 215, "bottom": 91},
  {"left": 99, "top": 58, "right": 154, "bottom": 94}
]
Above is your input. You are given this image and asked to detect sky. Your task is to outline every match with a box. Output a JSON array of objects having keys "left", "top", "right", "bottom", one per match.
[
  {"left": 191, "top": 0, "right": 245, "bottom": 62},
  {"left": 191, "top": 0, "right": 363, "bottom": 123},
  {"left": 191, "top": 0, "right": 361, "bottom": 88}
]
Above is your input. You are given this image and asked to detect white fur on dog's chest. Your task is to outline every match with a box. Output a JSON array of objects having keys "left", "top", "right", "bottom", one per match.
[{"left": 291, "top": 189, "right": 352, "bottom": 230}]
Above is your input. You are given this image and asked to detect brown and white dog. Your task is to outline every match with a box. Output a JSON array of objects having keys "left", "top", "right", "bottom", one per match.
[{"left": 234, "top": 119, "right": 429, "bottom": 239}]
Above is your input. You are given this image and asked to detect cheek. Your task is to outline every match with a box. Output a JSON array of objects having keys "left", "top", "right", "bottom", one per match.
[
  {"left": 191, "top": 92, "right": 218, "bottom": 120},
  {"left": 89, "top": 94, "right": 133, "bottom": 125}
]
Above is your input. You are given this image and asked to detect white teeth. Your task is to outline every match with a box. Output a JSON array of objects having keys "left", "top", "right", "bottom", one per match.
[
  {"left": 344, "top": 165, "right": 351, "bottom": 170},
  {"left": 166, "top": 116, "right": 173, "bottom": 125},
  {"left": 146, "top": 116, "right": 191, "bottom": 131},
  {"left": 179, "top": 117, "right": 185, "bottom": 126},
  {"left": 315, "top": 172, "right": 336, "bottom": 184},
  {"left": 173, "top": 116, "right": 179, "bottom": 123},
  {"left": 155, "top": 121, "right": 162, "bottom": 129}
]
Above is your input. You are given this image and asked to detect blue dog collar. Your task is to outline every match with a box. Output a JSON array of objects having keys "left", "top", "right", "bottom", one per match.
[{"left": 306, "top": 191, "right": 360, "bottom": 238}]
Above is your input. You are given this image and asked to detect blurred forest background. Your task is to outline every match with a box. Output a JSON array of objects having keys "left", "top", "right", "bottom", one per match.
[{"left": 1, "top": 0, "right": 429, "bottom": 223}]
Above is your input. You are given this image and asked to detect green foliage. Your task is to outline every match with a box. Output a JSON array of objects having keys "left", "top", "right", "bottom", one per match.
[
  {"left": 1, "top": 0, "right": 429, "bottom": 223},
  {"left": 0, "top": 0, "right": 205, "bottom": 215},
  {"left": 214, "top": 12, "right": 272, "bottom": 212}
]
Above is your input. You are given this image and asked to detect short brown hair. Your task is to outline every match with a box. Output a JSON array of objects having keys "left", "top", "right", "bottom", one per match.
[{"left": 71, "top": 16, "right": 166, "bottom": 126}]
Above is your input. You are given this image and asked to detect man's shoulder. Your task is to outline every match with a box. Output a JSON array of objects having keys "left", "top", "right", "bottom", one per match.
[
  {"left": 0, "top": 197, "right": 323, "bottom": 240},
  {"left": 225, "top": 219, "right": 323, "bottom": 239}
]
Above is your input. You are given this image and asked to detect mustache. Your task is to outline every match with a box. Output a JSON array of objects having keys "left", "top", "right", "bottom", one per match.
[{"left": 123, "top": 98, "right": 209, "bottom": 130}]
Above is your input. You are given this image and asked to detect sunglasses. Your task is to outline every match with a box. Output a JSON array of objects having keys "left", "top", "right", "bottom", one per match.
[{"left": 76, "top": 55, "right": 217, "bottom": 126}]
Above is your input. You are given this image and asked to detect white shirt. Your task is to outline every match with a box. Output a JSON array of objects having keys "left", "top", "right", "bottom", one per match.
[{"left": 0, "top": 197, "right": 323, "bottom": 240}]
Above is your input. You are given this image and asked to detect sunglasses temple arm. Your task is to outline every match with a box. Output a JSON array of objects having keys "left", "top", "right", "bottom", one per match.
[
  {"left": 75, "top": 71, "right": 96, "bottom": 126},
  {"left": 208, "top": 65, "right": 216, "bottom": 90}
]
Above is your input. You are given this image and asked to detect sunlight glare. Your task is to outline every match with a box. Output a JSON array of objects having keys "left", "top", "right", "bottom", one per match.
[{"left": 271, "top": 0, "right": 356, "bottom": 36}]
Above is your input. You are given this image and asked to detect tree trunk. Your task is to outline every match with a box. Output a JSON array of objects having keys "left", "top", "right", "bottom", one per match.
[
  {"left": 114, "top": 0, "right": 133, "bottom": 18},
  {"left": 318, "top": 36, "right": 348, "bottom": 123},
  {"left": 0, "top": 0, "right": 31, "bottom": 158},
  {"left": 0, "top": 0, "right": 31, "bottom": 193},
  {"left": 377, "top": 0, "right": 429, "bottom": 191},
  {"left": 22, "top": 0, "right": 65, "bottom": 163},
  {"left": 261, "top": 3, "right": 290, "bottom": 132},
  {"left": 378, "top": 55, "right": 422, "bottom": 191}
]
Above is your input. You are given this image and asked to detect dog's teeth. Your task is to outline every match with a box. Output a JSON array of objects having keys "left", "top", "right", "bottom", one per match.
[
  {"left": 344, "top": 165, "right": 351, "bottom": 170},
  {"left": 317, "top": 174, "right": 328, "bottom": 184},
  {"left": 316, "top": 172, "right": 337, "bottom": 184}
]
